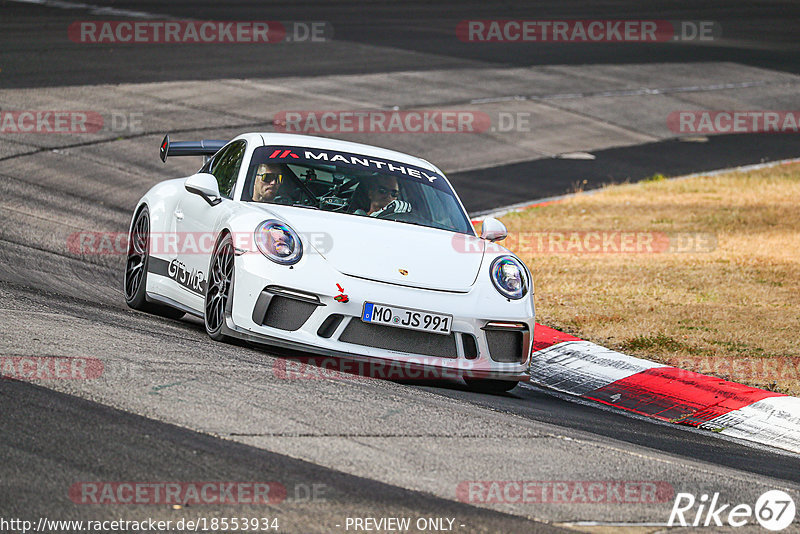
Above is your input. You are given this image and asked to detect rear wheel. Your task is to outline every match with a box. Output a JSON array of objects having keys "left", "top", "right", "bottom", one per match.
[
  {"left": 464, "top": 378, "right": 519, "bottom": 394},
  {"left": 124, "top": 207, "right": 184, "bottom": 319},
  {"left": 205, "top": 233, "right": 234, "bottom": 341}
]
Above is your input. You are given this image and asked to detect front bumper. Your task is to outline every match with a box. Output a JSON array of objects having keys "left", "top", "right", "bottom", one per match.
[{"left": 228, "top": 252, "right": 534, "bottom": 382}]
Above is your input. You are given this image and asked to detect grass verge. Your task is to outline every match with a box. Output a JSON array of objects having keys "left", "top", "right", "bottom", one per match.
[{"left": 499, "top": 162, "right": 800, "bottom": 395}]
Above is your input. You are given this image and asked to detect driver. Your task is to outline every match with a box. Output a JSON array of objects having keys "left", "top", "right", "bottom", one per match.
[
  {"left": 252, "top": 163, "right": 284, "bottom": 203},
  {"left": 358, "top": 176, "right": 411, "bottom": 217}
]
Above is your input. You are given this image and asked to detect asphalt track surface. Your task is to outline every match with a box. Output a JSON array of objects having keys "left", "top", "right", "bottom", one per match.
[
  {"left": 2, "top": 0, "right": 799, "bottom": 88},
  {"left": 1, "top": 379, "right": 570, "bottom": 533},
  {"left": 457, "top": 133, "right": 800, "bottom": 214},
  {"left": 1, "top": 1, "right": 800, "bottom": 532}
]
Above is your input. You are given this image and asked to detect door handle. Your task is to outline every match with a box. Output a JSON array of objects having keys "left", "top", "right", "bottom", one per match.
[{"left": 174, "top": 209, "right": 184, "bottom": 220}]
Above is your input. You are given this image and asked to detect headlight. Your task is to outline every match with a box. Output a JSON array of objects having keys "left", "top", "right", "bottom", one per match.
[
  {"left": 490, "top": 256, "right": 528, "bottom": 300},
  {"left": 255, "top": 220, "right": 303, "bottom": 265}
]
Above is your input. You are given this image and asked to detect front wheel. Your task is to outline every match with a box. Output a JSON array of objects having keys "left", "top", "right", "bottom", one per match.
[
  {"left": 464, "top": 378, "right": 519, "bottom": 394},
  {"left": 205, "top": 233, "right": 234, "bottom": 341}
]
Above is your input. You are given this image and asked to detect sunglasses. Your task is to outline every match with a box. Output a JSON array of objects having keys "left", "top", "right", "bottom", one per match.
[
  {"left": 376, "top": 186, "right": 399, "bottom": 197},
  {"left": 256, "top": 172, "right": 282, "bottom": 184}
]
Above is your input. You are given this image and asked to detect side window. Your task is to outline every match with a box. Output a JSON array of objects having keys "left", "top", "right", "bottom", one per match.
[{"left": 208, "top": 141, "right": 246, "bottom": 198}]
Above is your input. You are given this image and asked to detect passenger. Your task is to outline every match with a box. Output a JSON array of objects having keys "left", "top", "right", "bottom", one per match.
[{"left": 356, "top": 176, "right": 411, "bottom": 217}]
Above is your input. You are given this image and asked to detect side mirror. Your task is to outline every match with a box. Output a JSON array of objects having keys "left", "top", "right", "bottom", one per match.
[
  {"left": 480, "top": 217, "right": 507, "bottom": 242},
  {"left": 185, "top": 173, "right": 222, "bottom": 206}
]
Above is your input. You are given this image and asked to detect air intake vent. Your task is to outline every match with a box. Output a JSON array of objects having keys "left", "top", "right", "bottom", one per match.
[
  {"left": 339, "top": 320, "right": 457, "bottom": 358},
  {"left": 462, "top": 334, "right": 479, "bottom": 360},
  {"left": 485, "top": 330, "right": 524, "bottom": 363},
  {"left": 261, "top": 296, "right": 317, "bottom": 331},
  {"left": 317, "top": 314, "right": 344, "bottom": 338}
]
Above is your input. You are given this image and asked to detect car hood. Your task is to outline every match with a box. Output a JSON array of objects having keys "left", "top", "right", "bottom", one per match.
[{"left": 253, "top": 205, "right": 485, "bottom": 292}]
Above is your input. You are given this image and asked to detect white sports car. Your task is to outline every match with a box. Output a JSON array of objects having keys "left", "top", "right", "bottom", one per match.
[{"left": 125, "top": 133, "right": 534, "bottom": 392}]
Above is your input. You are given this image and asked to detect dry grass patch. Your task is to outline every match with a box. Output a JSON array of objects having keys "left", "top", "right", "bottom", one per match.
[{"left": 499, "top": 162, "right": 800, "bottom": 394}]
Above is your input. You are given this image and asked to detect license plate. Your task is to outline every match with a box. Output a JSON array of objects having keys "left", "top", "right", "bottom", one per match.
[{"left": 361, "top": 302, "right": 452, "bottom": 335}]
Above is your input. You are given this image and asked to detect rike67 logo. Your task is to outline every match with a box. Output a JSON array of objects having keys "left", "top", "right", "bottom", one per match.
[{"left": 669, "top": 490, "right": 796, "bottom": 531}]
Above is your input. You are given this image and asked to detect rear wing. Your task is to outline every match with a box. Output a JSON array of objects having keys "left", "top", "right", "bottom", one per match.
[{"left": 159, "top": 134, "right": 228, "bottom": 163}]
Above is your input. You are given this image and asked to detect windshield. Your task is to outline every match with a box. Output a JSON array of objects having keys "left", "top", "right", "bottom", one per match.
[{"left": 241, "top": 145, "right": 473, "bottom": 234}]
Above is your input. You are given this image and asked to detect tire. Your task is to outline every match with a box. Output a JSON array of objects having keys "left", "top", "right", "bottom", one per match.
[
  {"left": 464, "top": 378, "right": 519, "bottom": 394},
  {"left": 124, "top": 206, "right": 185, "bottom": 320},
  {"left": 205, "top": 233, "right": 234, "bottom": 342}
]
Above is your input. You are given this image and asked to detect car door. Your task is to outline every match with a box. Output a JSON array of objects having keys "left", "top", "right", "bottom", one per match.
[{"left": 172, "top": 140, "right": 247, "bottom": 310}]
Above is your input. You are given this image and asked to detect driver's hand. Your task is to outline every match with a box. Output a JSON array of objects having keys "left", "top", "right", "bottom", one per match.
[{"left": 371, "top": 199, "right": 411, "bottom": 217}]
